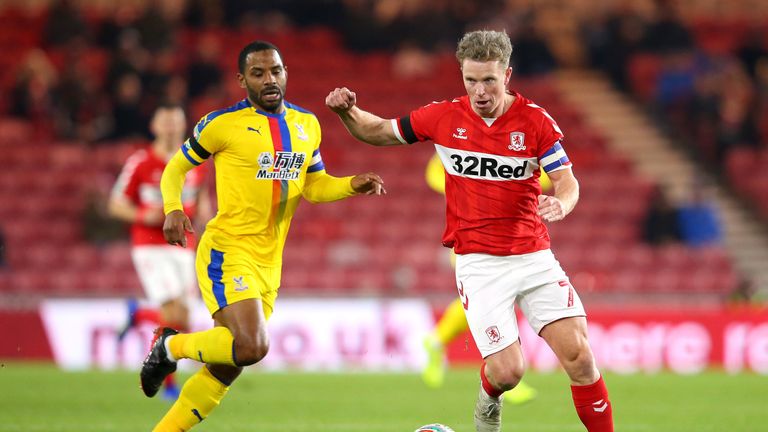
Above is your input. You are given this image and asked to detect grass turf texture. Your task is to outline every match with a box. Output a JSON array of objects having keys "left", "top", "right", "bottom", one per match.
[{"left": 0, "top": 363, "right": 766, "bottom": 431}]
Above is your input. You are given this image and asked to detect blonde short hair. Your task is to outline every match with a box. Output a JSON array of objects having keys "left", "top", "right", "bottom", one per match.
[{"left": 455, "top": 30, "right": 513, "bottom": 68}]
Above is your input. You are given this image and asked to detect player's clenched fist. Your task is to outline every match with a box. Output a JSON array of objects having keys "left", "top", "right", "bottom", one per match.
[
  {"left": 163, "top": 209, "right": 194, "bottom": 248},
  {"left": 325, "top": 87, "right": 357, "bottom": 113}
]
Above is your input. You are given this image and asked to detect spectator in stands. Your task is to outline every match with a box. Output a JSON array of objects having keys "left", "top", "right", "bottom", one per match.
[
  {"left": 654, "top": 52, "right": 698, "bottom": 109},
  {"left": 391, "top": 43, "right": 436, "bottom": 79},
  {"left": 163, "top": 74, "right": 189, "bottom": 107},
  {"left": 142, "top": 48, "right": 178, "bottom": 108},
  {"left": 43, "top": 0, "right": 87, "bottom": 48},
  {"left": 714, "top": 63, "right": 760, "bottom": 160},
  {"left": 135, "top": 2, "right": 183, "bottom": 53},
  {"left": 584, "top": 5, "right": 648, "bottom": 91},
  {"left": 509, "top": 17, "right": 557, "bottom": 77},
  {"left": 737, "top": 26, "right": 768, "bottom": 80},
  {"left": 53, "top": 54, "right": 97, "bottom": 140},
  {"left": 97, "top": 4, "right": 142, "bottom": 51},
  {"left": 640, "top": 1, "right": 693, "bottom": 54},
  {"left": 10, "top": 50, "right": 57, "bottom": 125},
  {"left": 105, "top": 29, "right": 150, "bottom": 95},
  {"left": 338, "top": 0, "right": 395, "bottom": 52},
  {"left": 642, "top": 185, "right": 681, "bottom": 246},
  {"left": 186, "top": 34, "right": 223, "bottom": 99},
  {"left": 677, "top": 180, "right": 723, "bottom": 248},
  {"left": 103, "top": 73, "right": 149, "bottom": 141}
]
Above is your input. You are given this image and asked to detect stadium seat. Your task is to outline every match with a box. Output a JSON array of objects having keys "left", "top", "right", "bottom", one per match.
[{"left": 0, "top": 23, "right": 744, "bottom": 301}]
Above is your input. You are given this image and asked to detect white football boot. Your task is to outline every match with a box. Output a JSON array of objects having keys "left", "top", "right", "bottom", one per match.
[{"left": 474, "top": 385, "right": 503, "bottom": 432}]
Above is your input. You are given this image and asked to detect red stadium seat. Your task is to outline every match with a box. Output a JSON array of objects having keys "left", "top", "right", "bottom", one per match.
[{"left": 0, "top": 24, "right": 745, "bottom": 302}]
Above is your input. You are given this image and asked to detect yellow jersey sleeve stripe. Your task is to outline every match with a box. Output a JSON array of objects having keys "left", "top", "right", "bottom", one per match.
[
  {"left": 194, "top": 99, "right": 252, "bottom": 138},
  {"left": 181, "top": 141, "right": 203, "bottom": 166},
  {"left": 188, "top": 136, "right": 211, "bottom": 159},
  {"left": 307, "top": 148, "right": 325, "bottom": 173}
]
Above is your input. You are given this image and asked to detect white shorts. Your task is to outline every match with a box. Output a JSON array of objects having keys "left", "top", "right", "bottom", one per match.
[
  {"left": 131, "top": 245, "right": 197, "bottom": 305},
  {"left": 455, "top": 249, "right": 586, "bottom": 358}
]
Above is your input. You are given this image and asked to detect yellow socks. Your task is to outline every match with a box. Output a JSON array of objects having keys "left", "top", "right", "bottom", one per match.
[
  {"left": 152, "top": 366, "right": 229, "bottom": 432},
  {"left": 423, "top": 298, "right": 470, "bottom": 388},
  {"left": 168, "top": 327, "right": 236, "bottom": 366},
  {"left": 435, "top": 298, "right": 470, "bottom": 345}
]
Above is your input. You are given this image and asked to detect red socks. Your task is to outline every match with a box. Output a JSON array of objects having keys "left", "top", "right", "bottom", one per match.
[
  {"left": 133, "top": 308, "right": 161, "bottom": 325},
  {"left": 480, "top": 363, "right": 504, "bottom": 398},
  {"left": 571, "top": 376, "right": 614, "bottom": 432}
]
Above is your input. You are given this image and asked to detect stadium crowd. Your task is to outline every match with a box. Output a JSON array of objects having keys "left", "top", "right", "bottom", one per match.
[
  {"left": 0, "top": 0, "right": 761, "bottom": 303},
  {"left": 8, "top": 1, "right": 767, "bottom": 169}
]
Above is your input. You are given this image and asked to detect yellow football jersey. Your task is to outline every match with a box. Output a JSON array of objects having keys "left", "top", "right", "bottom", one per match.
[{"left": 162, "top": 99, "right": 354, "bottom": 266}]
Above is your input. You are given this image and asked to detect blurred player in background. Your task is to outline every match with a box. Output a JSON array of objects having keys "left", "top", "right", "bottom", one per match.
[
  {"left": 139, "top": 41, "right": 386, "bottom": 431},
  {"left": 327, "top": 30, "right": 613, "bottom": 432},
  {"left": 109, "top": 103, "right": 210, "bottom": 400},
  {"left": 422, "top": 153, "right": 543, "bottom": 406}
]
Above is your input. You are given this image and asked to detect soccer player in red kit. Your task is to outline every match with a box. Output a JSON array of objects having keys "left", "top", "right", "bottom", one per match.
[
  {"left": 326, "top": 30, "right": 614, "bottom": 432},
  {"left": 109, "top": 103, "right": 210, "bottom": 399}
]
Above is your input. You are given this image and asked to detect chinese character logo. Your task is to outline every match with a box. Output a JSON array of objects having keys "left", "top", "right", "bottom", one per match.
[{"left": 255, "top": 151, "right": 307, "bottom": 180}]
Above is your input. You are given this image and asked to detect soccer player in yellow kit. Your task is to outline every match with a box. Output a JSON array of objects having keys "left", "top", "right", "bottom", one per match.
[
  {"left": 422, "top": 153, "right": 545, "bottom": 404},
  {"left": 139, "top": 41, "right": 385, "bottom": 431}
]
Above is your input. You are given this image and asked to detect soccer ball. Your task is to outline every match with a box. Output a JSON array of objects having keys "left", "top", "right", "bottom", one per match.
[{"left": 414, "top": 424, "right": 455, "bottom": 432}]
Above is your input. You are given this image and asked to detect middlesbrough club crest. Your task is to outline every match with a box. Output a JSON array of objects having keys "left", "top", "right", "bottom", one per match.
[
  {"left": 485, "top": 326, "right": 502, "bottom": 344},
  {"left": 508, "top": 132, "right": 526, "bottom": 151}
]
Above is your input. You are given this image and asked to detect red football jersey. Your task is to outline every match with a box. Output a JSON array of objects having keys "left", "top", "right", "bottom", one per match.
[
  {"left": 112, "top": 146, "right": 206, "bottom": 246},
  {"left": 393, "top": 92, "right": 572, "bottom": 256}
]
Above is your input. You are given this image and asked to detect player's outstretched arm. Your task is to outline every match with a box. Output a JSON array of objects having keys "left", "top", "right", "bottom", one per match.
[
  {"left": 351, "top": 172, "right": 386, "bottom": 195},
  {"left": 538, "top": 168, "right": 579, "bottom": 222},
  {"left": 326, "top": 87, "right": 402, "bottom": 147},
  {"left": 302, "top": 171, "right": 386, "bottom": 204}
]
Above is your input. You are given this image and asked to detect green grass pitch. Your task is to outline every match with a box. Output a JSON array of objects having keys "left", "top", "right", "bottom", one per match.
[{"left": 0, "top": 363, "right": 766, "bottom": 431}]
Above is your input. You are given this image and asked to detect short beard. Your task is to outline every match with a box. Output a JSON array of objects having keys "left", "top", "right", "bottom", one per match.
[{"left": 248, "top": 87, "right": 283, "bottom": 113}]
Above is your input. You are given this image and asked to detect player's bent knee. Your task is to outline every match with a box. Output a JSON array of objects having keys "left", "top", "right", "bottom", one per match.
[
  {"left": 495, "top": 367, "right": 525, "bottom": 391},
  {"left": 233, "top": 334, "right": 270, "bottom": 366},
  {"left": 486, "top": 359, "right": 525, "bottom": 391}
]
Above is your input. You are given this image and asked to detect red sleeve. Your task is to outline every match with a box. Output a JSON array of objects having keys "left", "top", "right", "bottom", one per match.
[
  {"left": 123, "top": 166, "right": 141, "bottom": 203},
  {"left": 112, "top": 154, "right": 143, "bottom": 204},
  {"left": 395, "top": 100, "right": 449, "bottom": 144},
  {"left": 531, "top": 105, "right": 565, "bottom": 158}
]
